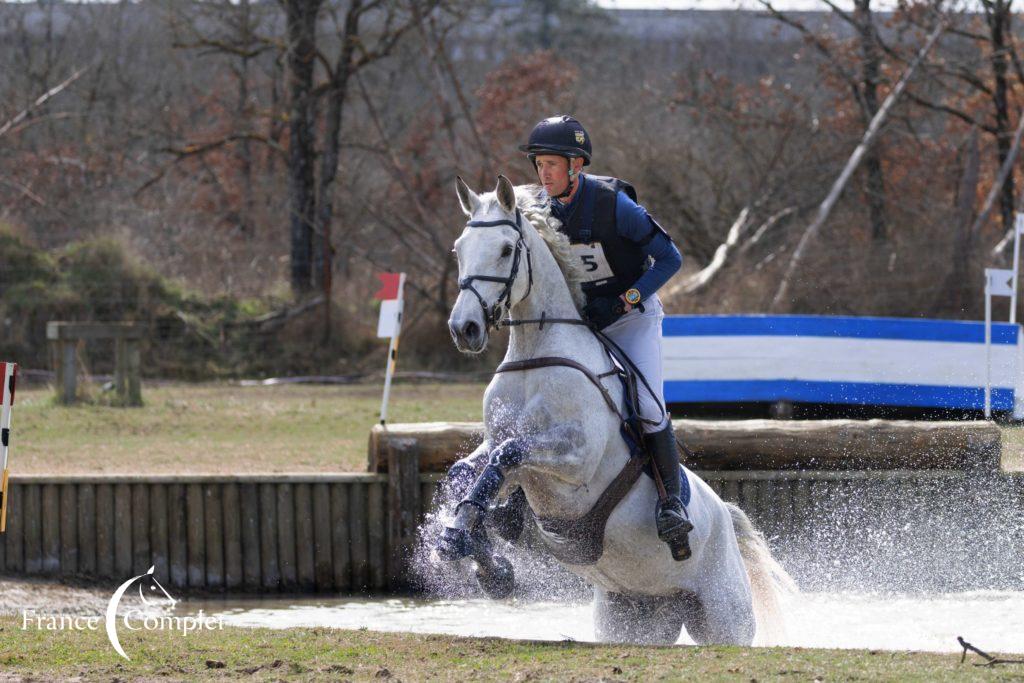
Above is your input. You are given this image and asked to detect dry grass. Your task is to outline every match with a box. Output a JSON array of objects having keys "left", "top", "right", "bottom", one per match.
[{"left": 10, "top": 382, "right": 486, "bottom": 475}]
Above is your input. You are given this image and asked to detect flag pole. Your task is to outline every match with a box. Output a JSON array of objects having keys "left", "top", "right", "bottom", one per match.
[
  {"left": 379, "top": 273, "right": 406, "bottom": 426},
  {"left": 985, "top": 271, "right": 993, "bottom": 419},
  {"left": 0, "top": 363, "right": 17, "bottom": 533},
  {"left": 1012, "top": 212, "right": 1023, "bottom": 323}
]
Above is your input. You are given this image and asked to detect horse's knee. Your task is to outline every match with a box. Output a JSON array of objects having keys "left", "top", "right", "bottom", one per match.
[
  {"left": 439, "top": 459, "right": 479, "bottom": 504},
  {"left": 685, "top": 593, "right": 755, "bottom": 646},
  {"left": 594, "top": 590, "right": 683, "bottom": 646}
]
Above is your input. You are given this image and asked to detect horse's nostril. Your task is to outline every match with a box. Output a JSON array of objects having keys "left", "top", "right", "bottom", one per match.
[{"left": 464, "top": 321, "right": 480, "bottom": 340}]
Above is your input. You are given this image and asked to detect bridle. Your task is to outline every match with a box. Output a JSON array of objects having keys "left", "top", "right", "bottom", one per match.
[{"left": 457, "top": 209, "right": 533, "bottom": 330}]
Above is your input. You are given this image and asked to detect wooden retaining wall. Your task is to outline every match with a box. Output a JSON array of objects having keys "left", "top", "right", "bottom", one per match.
[
  {"left": 0, "top": 474, "right": 435, "bottom": 593},
  {"left": 3, "top": 469, "right": 1014, "bottom": 593}
]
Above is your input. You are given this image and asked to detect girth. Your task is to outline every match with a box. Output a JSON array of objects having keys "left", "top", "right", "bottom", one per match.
[{"left": 494, "top": 355, "right": 649, "bottom": 565}]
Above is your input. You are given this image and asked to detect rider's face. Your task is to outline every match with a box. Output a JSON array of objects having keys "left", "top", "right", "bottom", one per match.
[{"left": 535, "top": 155, "right": 574, "bottom": 195}]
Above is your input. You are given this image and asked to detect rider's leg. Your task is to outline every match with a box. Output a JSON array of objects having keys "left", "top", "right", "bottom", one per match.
[{"left": 602, "top": 296, "right": 692, "bottom": 561}]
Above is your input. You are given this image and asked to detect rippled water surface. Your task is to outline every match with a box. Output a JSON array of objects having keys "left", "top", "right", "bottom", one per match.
[{"left": 180, "top": 590, "right": 1024, "bottom": 653}]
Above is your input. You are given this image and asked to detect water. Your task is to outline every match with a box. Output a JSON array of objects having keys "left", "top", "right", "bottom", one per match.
[
  {"left": 179, "top": 590, "right": 1024, "bottom": 653},
  {"left": 173, "top": 472, "right": 1024, "bottom": 654}
]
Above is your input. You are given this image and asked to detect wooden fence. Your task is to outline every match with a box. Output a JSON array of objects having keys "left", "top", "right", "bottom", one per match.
[{"left": 2, "top": 469, "right": 1014, "bottom": 593}]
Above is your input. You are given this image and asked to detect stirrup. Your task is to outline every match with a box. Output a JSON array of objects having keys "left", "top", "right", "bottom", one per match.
[{"left": 656, "top": 498, "right": 693, "bottom": 562}]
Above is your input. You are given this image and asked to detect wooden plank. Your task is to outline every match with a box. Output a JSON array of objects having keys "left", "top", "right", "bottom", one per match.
[
  {"left": 113, "top": 483, "right": 133, "bottom": 578},
  {"left": 46, "top": 321, "right": 145, "bottom": 341},
  {"left": 5, "top": 482, "right": 23, "bottom": 573},
  {"left": 330, "top": 483, "right": 351, "bottom": 592},
  {"left": 41, "top": 483, "right": 60, "bottom": 574},
  {"left": 222, "top": 483, "right": 243, "bottom": 591},
  {"left": 77, "top": 484, "right": 96, "bottom": 576},
  {"left": 239, "top": 483, "right": 261, "bottom": 591},
  {"left": 368, "top": 482, "right": 386, "bottom": 591},
  {"left": 150, "top": 484, "right": 169, "bottom": 584},
  {"left": 420, "top": 481, "right": 436, "bottom": 521},
  {"left": 349, "top": 482, "right": 368, "bottom": 591},
  {"left": 276, "top": 483, "right": 297, "bottom": 591},
  {"left": 387, "top": 443, "right": 420, "bottom": 590},
  {"left": 259, "top": 483, "right": 280, "bottom": 591},
  {"left": 793, "top": 479, "right": 811, "bottom": 532},
  {"left": 186, "top": 483, "right": 205, "bottom": 588},
  {"left": 95, "top": 484, "right": 114, "bottom": 579},
  {"left": 294, "top": 483, "right": 315, "bottom": 592},
  {"left": 312, "top": 482, "right": 333, "bottom": 592},
  {"left": 722, "top": 479, "right": 740, "bottom": 506},
  {"left": 22, "top": 484, "right": 41, "bottom": 574},
  {"left": 203, "top": 484, "right": 224, "bottom": 590},
  {"left": 369, "top": 419, "right": 1003, "bottom": 472},
  {"left": 60, "top": 484, "right": 78, "bottom": 576},
  {"left": 167, "top": 484, "right": 188, "bottom": 588},
  {"left": 757, "top": 480, "right": 775, "bottom": 538},
  {"left": 131, "top": 484, "right": 150, "bottom": 575}
]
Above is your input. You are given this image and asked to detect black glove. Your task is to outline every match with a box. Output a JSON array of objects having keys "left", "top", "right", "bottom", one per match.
[{"left": 582, "top": 295, "right": 626, "bottom": 331}]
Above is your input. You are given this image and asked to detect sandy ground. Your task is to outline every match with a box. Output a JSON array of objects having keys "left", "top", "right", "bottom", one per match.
[{"left": 0, "top": 577, "right": 109, "bottom": 616}]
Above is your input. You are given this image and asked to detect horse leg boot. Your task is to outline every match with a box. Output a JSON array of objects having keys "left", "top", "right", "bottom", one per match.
[{"left": 646, "top": 423, "right": 693, "bottom": 561}]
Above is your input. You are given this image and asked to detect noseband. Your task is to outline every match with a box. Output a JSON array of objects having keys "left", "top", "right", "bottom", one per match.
[{"left": 458, "top": 209, "right": 534, "bottom": 330}]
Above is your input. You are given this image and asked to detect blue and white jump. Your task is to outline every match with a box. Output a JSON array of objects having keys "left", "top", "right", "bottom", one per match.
[{"left": 662, "top": 315, "right": 1024, "bottom": 418}]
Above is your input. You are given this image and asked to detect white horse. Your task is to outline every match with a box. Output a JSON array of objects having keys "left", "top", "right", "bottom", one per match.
[{"left": 439, "top": 175, "right": 794, "bottom": 645}]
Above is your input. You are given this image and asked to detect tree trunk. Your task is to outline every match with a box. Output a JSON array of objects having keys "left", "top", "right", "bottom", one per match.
[
  {"left": 285, "top": 0, "right": 323, "bottom": 296},
  {"left": 942, "top": 126, "right": 981, "bottom": 314},
  {"left": 855, "top": 0, "right": 888, "bottom": 242},
  {"left": 987, "top": 0, "right": 1015, "bottom": 234}
]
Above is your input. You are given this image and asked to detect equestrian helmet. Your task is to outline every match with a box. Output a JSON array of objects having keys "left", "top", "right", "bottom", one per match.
[{"left": 518, "top": 115, "right": 592, "bottom": 166}]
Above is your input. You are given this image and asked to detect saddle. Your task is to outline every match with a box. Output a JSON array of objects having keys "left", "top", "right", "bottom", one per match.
[{"left": 494, "top": 327, "right": 691, "bottom": 566}]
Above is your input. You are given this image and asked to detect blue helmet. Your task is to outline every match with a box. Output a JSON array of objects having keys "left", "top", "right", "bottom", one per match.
[{"left": 518, "top": 115, "right": 592, "bottom": 166}]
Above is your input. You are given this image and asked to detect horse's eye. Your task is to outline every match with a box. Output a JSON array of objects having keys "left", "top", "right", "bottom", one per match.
[{"left": 501, "top": 244, "right": 513, "bottom": 258}]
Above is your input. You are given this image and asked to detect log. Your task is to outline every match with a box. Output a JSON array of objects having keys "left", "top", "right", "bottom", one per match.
[{"left": 369, "top": 420, "right": 1000, "bottom": 473}]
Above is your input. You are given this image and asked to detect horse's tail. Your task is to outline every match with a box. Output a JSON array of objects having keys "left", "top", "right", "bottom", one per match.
[{"left": 725, "top": 501, "right": 798, "bottom": 646}]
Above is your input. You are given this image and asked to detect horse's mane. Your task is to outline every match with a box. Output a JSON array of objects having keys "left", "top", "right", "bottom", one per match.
[{"left": 512, "top": 184, "right": 586, "bottom": 311}]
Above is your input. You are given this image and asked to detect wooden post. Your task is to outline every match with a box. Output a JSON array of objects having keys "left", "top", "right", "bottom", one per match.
[
  {"left": 114, "top": 338, "right": 127, "bottom": 405},
  {"left": 126, "top": 340, "right": 142, "bottom": 407},
  {"left": 387, "top": 441, "right": 420, "bottom": 591},
  {"left": 61, "top": 342, "right": 76, "bottom": 405}
]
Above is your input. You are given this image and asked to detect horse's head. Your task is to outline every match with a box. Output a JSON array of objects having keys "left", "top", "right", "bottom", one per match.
[{"left": 449, "top": 175, "right": 532, "bottom": 353}]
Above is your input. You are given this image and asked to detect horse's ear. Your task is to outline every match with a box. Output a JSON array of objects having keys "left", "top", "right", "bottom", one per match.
[
  {"left": 495, "top": 175, "right": 517, "bottom": 214},
  {"left": 455, "top": 175, "right": 480, "bottom": 217}
]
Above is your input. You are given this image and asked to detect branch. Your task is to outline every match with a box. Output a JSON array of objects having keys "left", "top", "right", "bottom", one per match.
[
  {"left": 0, "top": 65, "right": 89, "bottom": 139},
  {"left": 986, "top": 110, "right": 1024, "bottom": 257},
  {"left": 771, "top": 19, "right": 947, "bottom": 310},
  {"left": 958, "top": 637, "right": 1024, "bottom": 667}
]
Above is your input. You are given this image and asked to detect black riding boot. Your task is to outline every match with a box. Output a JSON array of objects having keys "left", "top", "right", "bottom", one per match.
[{"left": 645, "top": 423, "right": 693, "bottom": 561}]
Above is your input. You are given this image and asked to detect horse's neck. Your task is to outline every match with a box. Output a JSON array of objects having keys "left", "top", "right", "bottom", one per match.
[{"left": 505, "top": 233, "right": 594, "bottom": 362}]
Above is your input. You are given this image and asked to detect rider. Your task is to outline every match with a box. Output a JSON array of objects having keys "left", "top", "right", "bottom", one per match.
[{"left": 519, "top": 115, "right": 692, "bottom": 561}]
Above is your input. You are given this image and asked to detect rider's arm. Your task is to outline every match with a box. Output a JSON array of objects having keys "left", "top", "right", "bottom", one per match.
[{"left": 615, "top": 191, "right": 682, "bottom": 303}]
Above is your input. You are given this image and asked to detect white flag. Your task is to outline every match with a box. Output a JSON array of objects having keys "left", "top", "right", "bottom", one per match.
[
  {"left": 377, "top": 299, "right": 402, "bottom": 338},
  {"left": 987, "top": 268, "right": 1014, "bottom": 297}
]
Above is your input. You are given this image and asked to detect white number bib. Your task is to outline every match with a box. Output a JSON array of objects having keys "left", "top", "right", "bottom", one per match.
[{"left": 570, "top": 242, "right": 614, "bottom": 283}]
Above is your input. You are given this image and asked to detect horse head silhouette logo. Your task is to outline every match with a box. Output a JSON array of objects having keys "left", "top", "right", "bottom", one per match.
[{"left": 105, "top": 565, "right": 177, "bottom": 660}]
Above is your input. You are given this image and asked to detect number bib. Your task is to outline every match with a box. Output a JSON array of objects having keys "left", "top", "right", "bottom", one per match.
[{"left": 570, "top": 242, "right": 615, "bottom": 284}]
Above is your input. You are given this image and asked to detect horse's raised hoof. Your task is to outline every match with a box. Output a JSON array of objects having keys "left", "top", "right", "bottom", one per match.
[
  {"left": 436, "top": 526, "right": 472, "bottom": 562},
  {"left": 476, "top": 555, "right": 515, "bottom": 600},
  {"left": 487, "top": 487, "right": 527, "bottom": 543}
]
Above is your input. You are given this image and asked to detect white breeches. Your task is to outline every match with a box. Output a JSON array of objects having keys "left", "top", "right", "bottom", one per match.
[{"left": 601, "top": 294, "right": 669, "bottom": 433}]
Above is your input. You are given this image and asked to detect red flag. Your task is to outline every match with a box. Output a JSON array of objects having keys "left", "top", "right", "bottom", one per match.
[{"left": 373, "top": 272, "right": 402, "bottom": 301}]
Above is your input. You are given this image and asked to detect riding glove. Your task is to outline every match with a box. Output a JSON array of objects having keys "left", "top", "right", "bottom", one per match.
[{"left": 582, "top": 295, "right": 626, "bottom": 330}]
